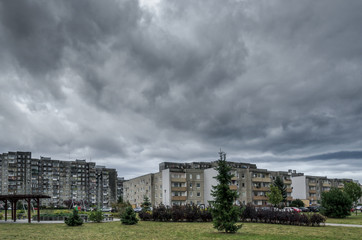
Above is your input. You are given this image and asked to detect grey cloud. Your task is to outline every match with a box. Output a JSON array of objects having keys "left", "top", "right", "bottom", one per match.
[{"left": 0, "top": 0, "right": 361, "bottom": 181}]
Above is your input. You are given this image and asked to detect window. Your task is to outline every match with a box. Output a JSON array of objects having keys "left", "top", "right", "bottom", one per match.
[
  {"left": 242, "top": 183, "right": 245, "bottom": 187},
  {"left": 189, "top": 183, "right": 192, "bottom": 188},
  {"left": 197, "top": 192, "right": 201, "bottom": 197},
  {"left": 196, "top": 183, "right": 200, "bottom": 188},
  {"left": 196, "top": 174, "right": 200, "bottom": 180},
  {"left": 189, "top": 174, "right": 192, "bottom": 179},
  {"left": 190, "top": 192, "right": 193, "bottom": 197}
]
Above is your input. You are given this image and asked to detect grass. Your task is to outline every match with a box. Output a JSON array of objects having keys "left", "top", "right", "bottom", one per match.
[
  {"left": 0, "top": 221, "right": 361, "bottom": 240},
  {"left": 325, "top": 211, "right": 362, "bottom": 225}
]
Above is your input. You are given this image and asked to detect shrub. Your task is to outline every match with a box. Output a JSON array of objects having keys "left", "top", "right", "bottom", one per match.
[
  {"left": 121, "top": 206, "right": 138, "bottom": 225},
  {"left": 89, "top": 210, "right": 104, "bottom": 223},
  {"left": 321, "top": 188, "right": 353, "bottom": 218},
  {"left": 240, "top": 205, "right": 325, "bottom": 226},
  {"left": 139, "top": 210, "right": 153, "bottom": 221},
  {"left": 310, "top": 213, "right": 326, "bottom": 226},
  {"left": 290, "top": 199, "right": 305, "bottom": 208},
  {"left": 184, "top": 204, "right": 201, "bottom": 222},
  {"left": 65, "top": 209, "right": 83, "bottom": 226},
  {"left": 0, "top": 213, "right": 3, "bottom": 220},
  {"left": 152, "top": 205, "right": 172, "bottom": 222},
  {"left": 171, "top": 205, "right": 184, "bottom": 222},
  {"left": 200, "top": 208, "right": 213, "bottom": 222}
]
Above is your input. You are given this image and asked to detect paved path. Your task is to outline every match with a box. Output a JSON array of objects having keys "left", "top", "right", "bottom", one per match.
[
  {"left": 325, "top": 223, "right": 362, "bottom": 228},
  {"left": 0, "top": 218, "right": 119, "bottom": 224}
]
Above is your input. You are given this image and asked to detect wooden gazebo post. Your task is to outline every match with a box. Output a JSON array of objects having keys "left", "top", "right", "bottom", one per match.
[
  {"left": 4, "top": 200, "right": 8, "bottom": 221},
  {"left": 27, "top": 198, "right": 31, "bottom": 223},
  {"left": 36, "top": 197, "right": 40, "bottom": 222}
]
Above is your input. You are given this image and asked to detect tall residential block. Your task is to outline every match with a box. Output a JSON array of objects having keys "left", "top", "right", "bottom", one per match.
[{"left": 0, "top": 151, "right": 118, "bottom": 208}]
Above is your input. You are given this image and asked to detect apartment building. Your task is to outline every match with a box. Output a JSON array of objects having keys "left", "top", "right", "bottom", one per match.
[
  {"left": 117, "top": 177, "right": 126, "bottom": 202},
  {"left": 124, "top": 160, "right": 360, "bottom": 208},
  {"left": 0, "top": 151, "right": 118, "bottom": 208},
  {"left": 291, "top": 175, "right": 353, "bottom": 206},
  {"left": 123, "top": 173, "right": 155, "bottom": 207}
]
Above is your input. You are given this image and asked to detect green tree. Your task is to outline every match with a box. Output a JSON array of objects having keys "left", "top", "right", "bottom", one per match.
[
  {"left": 117, "top": 195, "right": 124, "bottom": 204},
  {"left": 267, "top": 185, "right": 283, "bottom": 207},
  {"left": 290, "top": 199, "right": 305, "bottom": 208},
  {"left": 89, "top": 210, "right": 104, "bottom": 223},
  {"left": 121, "top": 206, "right": 138, "bottom": 225},
  {"left": 211, "top": 151, "right": 242, "bottom": 233},
  {"left": 65, "top": 209, "right": 84, "bottom": 226},
  {"left": 141, "top": 196, "right": 152, "bottom": 211},
  {"left": 274, "top": 176, "right": 287, "bottom": 202},
  {"left": 321, "top": 188, "right": 353, "bottom": 218},
  {"left": 343, "top": 181, "right": 362, "bottom": 215}
]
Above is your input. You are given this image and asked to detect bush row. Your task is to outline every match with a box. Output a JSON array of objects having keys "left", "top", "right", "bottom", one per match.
[
  {"left": 241, "top": 205, "right": 326, "bottom": 226},
  {"left": 139, "top": 204, "right": 212, "bottom": 222}
]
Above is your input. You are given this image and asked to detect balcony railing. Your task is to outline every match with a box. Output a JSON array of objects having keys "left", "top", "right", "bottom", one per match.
[
  {"left": 252, "top": 196, "right": 268, "bottom": 201},
  {"left": 322, "top": 183, "right": 331, "bottom": 187},
  {"left": 252, "top": 177, "right": 271, "bottom": 183},
  {"left": 286, "top": 188, "right": 292, "bottom": 193},
  {"left": 252, "top": 187, "right": 270, "bottom": 192},
  {"left": 284, "top": 180, "right": 292, "bottom": 185},
  {"left": 171, "top": 196, "right": 187, "bottom": 201},
  {"left": 229, "top": 185, "right": 237, "bottom": 190},
  {"left": 171, "top": 178, "right": 187, "bottom": 183},
  {"left": 309, "top": 190, "right": 317, "bottom": 194},
  {"left": 308, "top": 182, "right": 316, "bottom": 186},
  {"left": 171, "top": 187, "right": 187, "bottom": 192}
]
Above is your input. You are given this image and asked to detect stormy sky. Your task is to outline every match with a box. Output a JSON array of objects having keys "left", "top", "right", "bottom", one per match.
[{"left": 1, "top": 0, "right": 361, "bottom": 182}]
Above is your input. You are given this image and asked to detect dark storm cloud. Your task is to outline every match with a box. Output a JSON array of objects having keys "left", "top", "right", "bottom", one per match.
[{"left": 0, "top": 0, "right": 362, "bottom": 181}]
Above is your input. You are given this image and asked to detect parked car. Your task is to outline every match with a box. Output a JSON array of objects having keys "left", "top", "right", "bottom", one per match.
[
  {"left": 307, "top": 206, "right": 320, "bottom": 212},
  {"left": 299, "top": 207, "right": 310, "bottom": 212},
  {"left": 101, "top": 207, "right": 112, "bottom": 212},
  {"left": 133, "top": 207, "right": 142, "bottom": 213},
  {"left": 292, "top": 207, "right": 301, "bottom": 213},
  {"left": 283, "top": 207, "right": 294, "bottom": 212},
  {"left": 356, "top": 206, "right": 362, "bottom": 212}
]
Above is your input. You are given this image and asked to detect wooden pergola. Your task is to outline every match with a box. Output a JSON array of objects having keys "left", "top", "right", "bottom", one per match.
[{"left": 0, "top": 194, "right": 50, "bottom": 223}]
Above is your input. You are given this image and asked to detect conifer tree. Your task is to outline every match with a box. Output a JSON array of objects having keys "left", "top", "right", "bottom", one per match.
[
  {"left": 141, "top": 196, "right": 152, "bottom": 211},
  {"left": 121, "top": 206, "right": 138, "bottom": 225},
  {"left": 211, "top": 151, "right": 242, "bottom": 233},
  {"left": 274, "top": 176, "right": 287, "bottom": 202}
]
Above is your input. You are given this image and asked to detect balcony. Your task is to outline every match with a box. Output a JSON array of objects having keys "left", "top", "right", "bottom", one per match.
[
  {"left": 284, "top": 180, "right": 292, "bottom": 185},
  {"left": 231, "top": 176, "right": 238, "bottom": 181},
  {"left": 252, "top": 177, "right": 271, "bottom": 183},
  {"left": 286, "top": 196, "right": 293, "bottom": 201},
  {"left": 171, "top": 187, "right": 187, "bottom": 192},
  {"left": 252, "top": 196, "right": 268, "bottom": 201},
  {"left": 229, "top": 185, "right": 237, "bottom": 190},
  {"left": 322, "top": 183, "right": 331, "bottom": 187},
  {"left": 308, "top": 182, "right": 316, "bottom": 186},
  {"left": 253, "top": 187, "right": 270, "bottom": 192},
  {"left": 286, "top": 188, "right": 292, "bottom": 193},
  {"left": 308, "top": 196, "right": 317, "bottom": 201},
  {"left": 171, "top": 178, "right": 187, "bottom": 183},
  {"left": 172, "top": 196, "right": 187, "bottom": 201},
  {"left": 309, "top": 190, "right": 317, "bottom": 194}
]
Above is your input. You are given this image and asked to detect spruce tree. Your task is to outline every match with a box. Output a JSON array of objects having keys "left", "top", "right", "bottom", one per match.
[
  {"left": 274, "top": 176, "right": 287, "bottom": 202},
  {"left": 211, "top": 151, "right": 241, "bottom": 233},
  {"left": 141, "top": 196, "right": 152, "bottom": 211},
  {"left": 121, "top": 206, "right": 138, "bottom": 225}
]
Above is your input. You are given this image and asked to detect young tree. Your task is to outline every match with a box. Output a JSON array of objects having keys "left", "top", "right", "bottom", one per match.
[
  {"left": 121, "top": 206, "right": 138, "bottom": 225},
  {"left": 274, "top": 176, "right": 287, "bottom": 202},
  {"left": 290, "top": 199, "right": 305, "bottom": 208},
  {"left": 89, "top": 210, "right": 104, "bottom": 223},
  {"left": 266, "top": 185, "right": 283, "bottom": 207},
  {"left": 321, "top": 188, "right": 353, "bottom": 218},
  {"left": 211, "top": 151, "right": 242, "bottom": 233},
  {"left": 343, "top": 181, "right": 362, "bottom": 215},
  {"left": 141, "top": 196, "right": 152, "bottom": 211},
  {"left": 65, "top": 209, "right": 84, "bottom": 226}
]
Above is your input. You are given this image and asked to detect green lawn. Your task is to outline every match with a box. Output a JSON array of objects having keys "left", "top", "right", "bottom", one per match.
[
  {"left": 325, "top": 211, "right": 362, "bottom": 225},
  {"left": 0, "top": 221, "right": 361, "bottom": 240}
]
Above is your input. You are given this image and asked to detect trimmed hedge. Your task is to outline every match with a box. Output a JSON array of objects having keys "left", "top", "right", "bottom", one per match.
[
  {"left": 139, "top": 204, "right": 212, "bottom": 222},
  {"left": 241, "top": 205, "right": 326, "bottom": 226}
]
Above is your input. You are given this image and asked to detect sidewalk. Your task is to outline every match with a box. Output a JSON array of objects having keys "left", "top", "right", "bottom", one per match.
[
  {"left": 0, "top": 218, "right": 119, "bottom": 224},
  {"left": 325, "top": 223, "right": 362, "bottom": 228}
]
